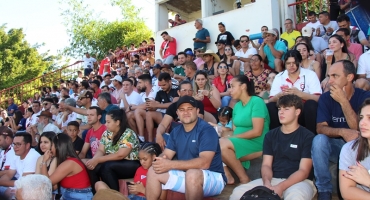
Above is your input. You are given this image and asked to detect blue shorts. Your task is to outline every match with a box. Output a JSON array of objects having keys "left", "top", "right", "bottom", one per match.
[{"left": 162, "top": 169, "right": 225, "bottom": 197}]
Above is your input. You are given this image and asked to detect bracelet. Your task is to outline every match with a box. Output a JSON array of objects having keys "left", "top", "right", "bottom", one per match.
[{"left": 40, "top": 161, "right": 47, "bottom": 167}]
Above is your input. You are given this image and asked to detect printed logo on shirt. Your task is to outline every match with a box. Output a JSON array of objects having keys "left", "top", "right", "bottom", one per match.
[
  {"left": 332, "top": 116, "right": 346, "bottom": 123},
  {"left": 141, "top": 175, "right": 146, "bottom": 180},
  {"left": 192, "top": 140, "right": 196, "bottom": 143},
  {"left": 290, "top": 144, "right": 298, "bottom": 148}
]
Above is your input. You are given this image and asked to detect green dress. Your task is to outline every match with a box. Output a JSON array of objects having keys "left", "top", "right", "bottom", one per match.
[
  {"left": 230, "top": 96, "right": 270, "bottom": 169},
  {"left": 100, "top": 128, "right": 140, "bottom": 160}
]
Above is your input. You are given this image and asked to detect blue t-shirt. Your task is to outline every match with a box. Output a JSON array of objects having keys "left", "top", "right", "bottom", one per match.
[
  {"left": 18, "top": 118, "right": 27, "bottom": 131},
  {"left": 218, "top": 120, "right": 233, "bottom": 129},
  {"left": 194, "top": 28, "right": 210, "bottom": 49},
  {"left": 317, "top": 88, "right": 370, "bottom": 128},
  {"left": 7, "top": 103, "right": 18, "bottom": 116},
  {"left": 100, "top": 104, "right": 120, "bottom": 124},
  {"left": 167, "top": 118, "right": 226, "bottom": 182},
  {"left": 263, "top": 40, "right": 287, "bottom": 69}
]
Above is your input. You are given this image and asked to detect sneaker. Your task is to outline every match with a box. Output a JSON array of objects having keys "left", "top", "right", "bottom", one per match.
[
  {"left": 317, "top": 192, "right": 332, "bottom": 200},
  {"left": 139, "top": 136, "right": 145, "bottom": 143}
]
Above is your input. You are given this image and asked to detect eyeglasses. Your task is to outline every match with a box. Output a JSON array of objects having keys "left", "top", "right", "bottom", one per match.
[
  {"left": 43, "top": 103, "right": 49, "bottom": 106},
  {"left": 250, "top": 58, "right": 260, "bottom": 62},
  {"left": 78, "top": 97, "right": 87, "bottom": 100},
  {"left": 13, "top": 143, "right": 24, "bottom": 147},
  {"left": 217, "top": 66, "right": 228, "bottom": 69},
  {"left": 180, "top": 89, "right": 193, "bottom": 93},
  {"left": 240, "top": 40, "right": 249, "bottom": 43},
  {"left": 225, "top": 48, "right": 232, "bottom": 51}
]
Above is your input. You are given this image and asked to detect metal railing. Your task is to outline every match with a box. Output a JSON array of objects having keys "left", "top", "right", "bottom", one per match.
[
  {"left": 288, "top": 0, "right": 327, "bottom": 25},
  {"left": 0, "top": 61, "right": 83, "bottom": 109}
]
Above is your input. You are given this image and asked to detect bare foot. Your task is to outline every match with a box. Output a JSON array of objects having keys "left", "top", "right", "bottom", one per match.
[
  {"left": 239, "top": 178, "right": 251, "bottom": 184},
  {"left": 224, "top": 166, "right": 235, "bottom": 185}
]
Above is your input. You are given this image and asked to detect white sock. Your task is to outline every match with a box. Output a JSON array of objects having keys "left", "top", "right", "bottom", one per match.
[{"left": 139, "top": 136, "right": 145, "bottom": 142}]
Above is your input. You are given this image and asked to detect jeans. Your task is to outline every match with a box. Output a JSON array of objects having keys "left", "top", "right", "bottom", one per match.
[
  {"left": 128, "top": 194, "right": 147, "bottom": 200},
  {"left": 88, "top": 159, "right": 140, "bottom": 194},
  {"left": 82, "top": 130, "right": 92, "bottom": 158},
  {"left": 84, "top": 68, "right": 93, "bottom": 76},
  {"left": 61, "top": 187, "right": 93, "bottom": 200},
  {"left": 221, "top": 96, "right": 232, "bottom": 107},
  {"left": 311, "top": 134, "right": 345, "bottom": 193}
]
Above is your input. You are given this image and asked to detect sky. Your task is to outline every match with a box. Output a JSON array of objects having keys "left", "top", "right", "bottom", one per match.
[{"left": 0, "top": 0, "right": 155, "bottom": 58}]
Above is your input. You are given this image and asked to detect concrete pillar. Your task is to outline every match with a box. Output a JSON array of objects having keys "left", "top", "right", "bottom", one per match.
[
  {"left": 155, "top": 3, "right": 169, "bottom": 32},
  {"left": 201, "top": 0, "right": 213, "bottom": 18}
]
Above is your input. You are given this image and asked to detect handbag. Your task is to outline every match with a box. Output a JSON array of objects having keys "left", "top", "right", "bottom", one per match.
[{"left": 240, "top": 186, "right": 281, "bottom": 200}]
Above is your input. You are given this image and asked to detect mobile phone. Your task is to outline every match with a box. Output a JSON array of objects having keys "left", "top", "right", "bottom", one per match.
[
  {"left": 198, "top": 90, "right": 204, "bottom": 94},
  {"left": 145, "top": 98, "right": 150, "bottom": 102}
]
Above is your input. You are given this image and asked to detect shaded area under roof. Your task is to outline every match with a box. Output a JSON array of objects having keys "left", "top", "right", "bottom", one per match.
[{"left": 166, "top": 0, "right": 201, "bottom": 13}]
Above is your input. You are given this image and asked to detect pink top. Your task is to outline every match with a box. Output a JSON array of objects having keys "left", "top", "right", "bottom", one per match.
[
  {"left": 347, "top": 42, "right": 363, "bottom": 61},
  {"left": 194, "top": 58, "right": 205, "bottom": 69}
]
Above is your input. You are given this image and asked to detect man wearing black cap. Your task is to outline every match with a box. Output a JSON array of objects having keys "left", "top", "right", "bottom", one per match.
[
  {"left": 216, "top": 40, "right": 226, "bottom": 61},
  {"left": 83, "top": 52, "right": 97, "bottom": 76},
  {"left": 146, "top": 96, "right": 225, "bottom": 200}
]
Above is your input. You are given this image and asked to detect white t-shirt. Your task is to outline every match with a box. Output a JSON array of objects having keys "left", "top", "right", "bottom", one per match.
[
  {"left": 43, "top": 123, "right": 61, "bottom": 134},
  {"left": 319, "top": 21, "right": 339, "bottom": 41},
  {"left": 357, "top": 51, "right": 370, "bottom": 78},
  {"left": 10, "top": 148, "right": 40, "bottom": 177},
  {"left": 61, "top": 112, "right": 77, "bottom": 128},
  {"left": 235, "top": 48, "right": 258, "bottom": 72},
  {"left": 270, "top": 67, "right": 322, "bottom": 97},
  {"left": 76, "top": 107, "right": 88, "bottom": 126},
  {"left": 0, "top": 147, "right": 16, "bottom": 171},
  {"left": 306, "top": 20, "right": 321, "bottom": 29},
  {"left": 140, "top": 88, "right": 158, "bottom": 102},
  {"left": 125, "top": 91, "right": 144, "bottom": 107},
  {"left": 30, "top": 111, "right": 42, "bottom": 126},
  {"left": 83, "top": 57, "right": 97, "bottom": 69},
  {"left": 311, "top": 36, "right": 328, "bottom": 53}
]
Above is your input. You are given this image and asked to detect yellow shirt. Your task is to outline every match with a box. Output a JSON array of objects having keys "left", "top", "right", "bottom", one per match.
[{"left": 281, "top": 30, "right": 301, "bottom": 49}]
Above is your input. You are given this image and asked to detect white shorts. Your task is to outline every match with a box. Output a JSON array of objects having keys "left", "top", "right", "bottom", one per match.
[{"left": 162, "top": 169, "right": 225, "bottom": 197}]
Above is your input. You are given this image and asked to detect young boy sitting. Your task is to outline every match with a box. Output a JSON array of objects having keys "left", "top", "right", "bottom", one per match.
[
  {"left": 230, "top": 94, "right": 316, "bottom": 200},
  {"left": 67, "top": 121, "right": 84, "bottom": 155}
]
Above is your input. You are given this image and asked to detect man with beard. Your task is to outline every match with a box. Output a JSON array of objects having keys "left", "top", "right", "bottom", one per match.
[
  {"left": 79, "top": 106, "right": 106, "bottom": 159},
  {"left": 127, "top": 74, "right": 157, "bottom": 142},
  {"left": 173, "top": 52, "right": 187, "bottom": 82},
  {"left": 145, "top": 73, "right": 179, "bottom": 142}
]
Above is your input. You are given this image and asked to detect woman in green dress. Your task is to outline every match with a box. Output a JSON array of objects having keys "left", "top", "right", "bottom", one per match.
[{"left": 220, "top": 75, "right": 270, "bottom": 184}]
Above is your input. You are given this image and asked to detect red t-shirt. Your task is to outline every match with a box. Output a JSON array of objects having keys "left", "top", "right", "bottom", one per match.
[
  {"left": 160, "top": 38, "right": 177, "bottom": 59},
  {"left": 85, "top": 124, "right": 107, "bottom": 156},
  {"left": 99, "top": 57, "right": 111, "bottom": 75},
  {"left": 212, "top": 75, "right": 233, "bottom": 93},
  {"left": 133, "top": 166, "right": 148, "bottom": 197},
  {"left": 94, "top": 88, "right": 102, "bottom": 99}
]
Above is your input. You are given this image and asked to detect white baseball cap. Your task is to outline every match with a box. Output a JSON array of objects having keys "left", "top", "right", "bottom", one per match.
[{"left": 110, "top": 75, "right": 123, "bottom": 83}]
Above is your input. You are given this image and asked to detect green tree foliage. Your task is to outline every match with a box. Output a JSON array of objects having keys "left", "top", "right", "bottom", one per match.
[
  {"left": 295, "top": 0, "right": 328, "bottom": 22},
  {"left": 61, "top": 0, "right": 153, "bottom": 59},
  {"left": 0, "top": 25, "right": 52, "bottom": 90}
]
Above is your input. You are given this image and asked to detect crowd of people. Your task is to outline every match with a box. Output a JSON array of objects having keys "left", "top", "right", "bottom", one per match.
[{"left": 0, "top": 8, "right": 370, "bottom": 200}]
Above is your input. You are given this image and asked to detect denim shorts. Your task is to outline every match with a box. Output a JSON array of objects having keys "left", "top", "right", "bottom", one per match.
[
  {"left": 61, "top": 187, "right": 93, "bottom": 200},
  {"left": 128, "top": 194, "right": 147, "bottom": 200}
]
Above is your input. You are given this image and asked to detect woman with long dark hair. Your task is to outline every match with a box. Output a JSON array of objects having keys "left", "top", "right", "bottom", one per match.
[
  {"left": 41, "top": 133, "right": 93, "bottom": 199},
  {"left": 245, "top": 54, "right": 272, "bottom": 95},
  {"left": 221, "top": 45, "right": 237, "bottom": 76},
  {"left": 295, "top": 43, "right": 321, "bottom": 79},
  {"left": 339, "top": 98, "right": 370, "bottom": 199},
  {"left": 8, "top": 110, "right": 26, "bottom": 132},
  {"left": 85, "top": 109, "right": 140, "bottom": 193},
  {"left": 219, "top": 75, "right": 270, "bottom": 184},
  {"left": 213, "top": 62, "right": 233, "bottom": 107}
]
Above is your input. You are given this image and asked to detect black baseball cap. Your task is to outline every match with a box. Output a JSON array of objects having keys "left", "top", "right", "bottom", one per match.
[{"left": 177, "top": 96, "right": 197, "bottom": 109}]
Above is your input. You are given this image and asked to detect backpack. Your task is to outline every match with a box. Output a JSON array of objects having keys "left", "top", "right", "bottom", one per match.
[{"left": 239, "top": 186, "right": 281, "bottom": 200}]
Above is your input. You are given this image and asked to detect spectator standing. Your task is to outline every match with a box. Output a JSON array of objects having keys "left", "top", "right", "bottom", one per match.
[
  {"left": 193, "top": 19, "right": 210, "bottom": 51},
  {"left": 83, "top": 52, "right": 97, "bottom": 76},
  {"left": 98, "top": 53, "right": 114, "bottom": 75},
  {"left": 6, "top": 98, "right": 18, "bottom": 116},
  {"left": 159, "top": 31, "right": 177, "bottom": 68},
  {"left": 312, "top": 60, "right": 370, "bottom": 200},
  {"left": 216, "top": 22, "right": 235, "bottom": 46},
  {"left": 281, "top": 19, "right": 302, "bottom": 49}
]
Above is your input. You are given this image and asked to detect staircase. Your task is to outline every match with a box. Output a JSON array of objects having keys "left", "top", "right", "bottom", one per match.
[{"left": 0, "top": 61, "right": 83, "bottom": 108}]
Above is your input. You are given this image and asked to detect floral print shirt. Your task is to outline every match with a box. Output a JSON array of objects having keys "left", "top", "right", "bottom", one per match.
[
  {"left": 100, "top": 128, "right": 139, "bottom": 160},
  {"left": 245, "top": 68, "right": 271, "bottom": 95}
]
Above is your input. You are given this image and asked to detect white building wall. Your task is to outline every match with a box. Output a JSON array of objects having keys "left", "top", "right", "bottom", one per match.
[{"left": 155, "top": 0, "right": 281, "bottom": 59}]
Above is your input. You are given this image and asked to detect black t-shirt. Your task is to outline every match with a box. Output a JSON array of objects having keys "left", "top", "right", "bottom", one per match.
[
  {"left": 155, "top": 88, "right": 179, "bottom": 104},
  {"left": 73, "top": 136, "right": 84, "bottom": 154},
  {"left": 216, "top": 52, "right": 225, "bottom": 61},
  {"left": 263, "top": 126, "right": 314, "bottom": 180},
  {"left": 166, "top": 100, "right": 205, "bottom": 121},
  {"left": 217, "top": 31, "right": 235, "bottom": 46}
]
